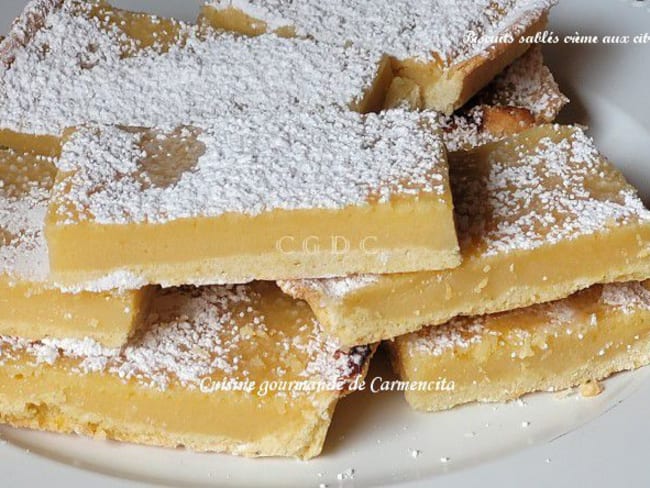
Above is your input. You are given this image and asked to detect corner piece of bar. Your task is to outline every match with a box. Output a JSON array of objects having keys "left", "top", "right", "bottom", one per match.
[
  {"left": 199, "top": 0, "right": 556, "bottom": 113},
  {"left": 386, "top": 281, "right": 650, "bottom": 411},
  {"left": 438, "top": 45, "right": 569, "bottom": 152}
]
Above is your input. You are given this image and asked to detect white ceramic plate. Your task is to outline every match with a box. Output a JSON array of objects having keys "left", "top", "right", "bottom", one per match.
[{"left": 1, "top": 1, "right": 649, "bottom": 486}]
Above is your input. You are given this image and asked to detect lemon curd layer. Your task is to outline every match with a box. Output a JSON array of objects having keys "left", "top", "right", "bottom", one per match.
[
  {"left": 0, "top": 279, "right": 152, "bottom": 348},
  {"left": 281, "top": 125, "right": 650, "bottom": 347},
  {"left": 0, "top": 149, "right": 150, "bottom": 346},
  {"left": 387, "top": 281, "right": 650, "bottom": 411},
  {"left": 45, "top": 118, "right": 457, "bottom": 291},
  {"left": 199, "top": 0, "right": 554, "bottom": 113},
  {"left": 0, "top": 283, "right": 372, "bottom": 459}
]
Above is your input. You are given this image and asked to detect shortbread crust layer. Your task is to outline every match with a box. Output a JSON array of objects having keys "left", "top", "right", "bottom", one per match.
[
  {"left": 386, "top": 281, "right": 650, "bottom": 411},
  {"left": 0, "top": 148, "right": 151, "bottom": 346},
  {"left": 281, "top": 125, "right": 650, "bottom": 347},
  {"left": 199, "top": 0, "right": 555, "bottom": 113},
  {"left": 0, "top": 283, "right": 373, "bottom": 459}
]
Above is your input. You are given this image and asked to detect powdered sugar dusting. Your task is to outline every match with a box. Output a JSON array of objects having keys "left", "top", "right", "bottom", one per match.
[
  {"left": 453, "top": 126, "right": 650, "bottom": 258},
  {"left": 443, "top": 46, "right": 568, "bottom": 152},
  {"left": 0, "top": 283, "right": 370, "bottom": 392},
  {"left": 207, "top": 0, "right": 556, "bottom": 63},
  {"left": 53, "top": 110, "right": 446, "bottom": 225},
  {"left": 442, "top": 106, "right": 496, "bottom": 153},
  {"left": 279, "top": 274, "right": 380, "bottom": 301},
  {"left": 601, "top": 282, "right": 650, "bottom": 315},
  {"left": 476, "top": 46, "right": 568, "bottom": 122},
  {"left": 0, "top": 0, "right": 61, "bottom": 67},
  {"left": 0, "top": 151, "right": 56, "bottom": 283},
  {"left": 54, "top": 270, "right": 149, "bottom": 294},
  {"left": 219, "top": 0, "right": 288, "bottom": 31},
  {"left": 409, "top": 317, "right": 487, "bottom": 356},
  {"left": 0, "top": 0, "right": 382, "bottom": 136}
]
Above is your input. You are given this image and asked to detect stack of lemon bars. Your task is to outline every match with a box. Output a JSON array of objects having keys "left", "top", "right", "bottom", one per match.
[{"left": 0, "top": 0, "right": 648, "bottom": 460}]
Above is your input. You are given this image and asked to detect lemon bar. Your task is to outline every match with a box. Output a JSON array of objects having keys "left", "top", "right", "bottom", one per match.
[
  {"left": 0, "top": 282, "right": 373, "bottom": 459},
  {"left": 45, "top": 112, "right": 457, "bottom": 291},
  {"left": 386, "top": 281, "right": 650, "bottom": 411},
  {"left": 281, "top": 125, "right": 650, "bottom": 346},
  {"left": 0, "top": 0, "right": 391, "bottom": 156},
  {"left": 200, "top": 0, "right": 555, "bottom": 113},
  {"left": 0, "top": 148, "right": 151, "bottom": 347},
  {"left": 475, "top": 45, "right": 568, "bottom": 124}
]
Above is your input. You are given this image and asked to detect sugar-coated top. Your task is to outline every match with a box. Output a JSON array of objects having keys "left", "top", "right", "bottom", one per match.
[
  {"left": 441, "top": 108, "right": 499, "bottom": 154},
  {"left": 0, "top": 151, "right": 56, "bottom": 283},
  {"left": 452, "top": 125, "right": 650, "bottom": 258},
  {"left": 207, "top": 0, "right": 555, "bottom": 63},
  {"left": 284, "top": 125, "right": 650, "bottom": 301},
  {"left": 476, "top": 46, "right": 568, "bottom": 123},
  {"left": 407, "top": 281, "right": 650, "bottom": 356},
  {"left": 52, "top": 110, "right": 446, "bottom": 225},
  {"left": 0, "top": 283, "right": 371, "bottom": 393},
  {"left": 0, "top": 0, "right": 382, "bottom": 136}
]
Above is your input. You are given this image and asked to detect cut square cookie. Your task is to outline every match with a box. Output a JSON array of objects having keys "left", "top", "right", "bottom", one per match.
[
  {"left": 199, "top": 0, "right": 556, "bottom": 113},
  {"left": 0, "top": 282, "right": 373, "bottom": 459},
  {"left": 45, "top": 112, "right": 458, "bottom": 290},
  {"left": 0, "top": 0, "right": 391, "bottom": 156},
  {"left": 386, "top": 281, "right": 650, "bottom": 411},
  {"left": 0, "top": 148, "right": 152, "bottom": 347},
  {"left": 281, "top": 125, "right": 650, "bottom": 346}
]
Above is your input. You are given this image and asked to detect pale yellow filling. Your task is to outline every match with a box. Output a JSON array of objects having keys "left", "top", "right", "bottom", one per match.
[
  {"left": 46, "top": 192, "right": 458, "bottom": 287},
  {"left": 0, "top": 279, "right": 152, "bottom": 347},
  {"left": 0, "top": 363, "right": 337, "bottom": 459},
  {"left": 1, "top": 2, "right": 463, "bottom": 289},
  {"left": 388, "top": 283, "right": 650, "bottom": 412},
  {"left": 5, "top": 3, "right": 459, "bottom": 287},
  {"left": 328, "top": 224, "right": 650, "bottom": 329},
  {"left": 0, "top": 283, "right": 366, "bottom": 459},
  {"left": 292, "top": 126, "right": 650, "bottom": 346}
]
